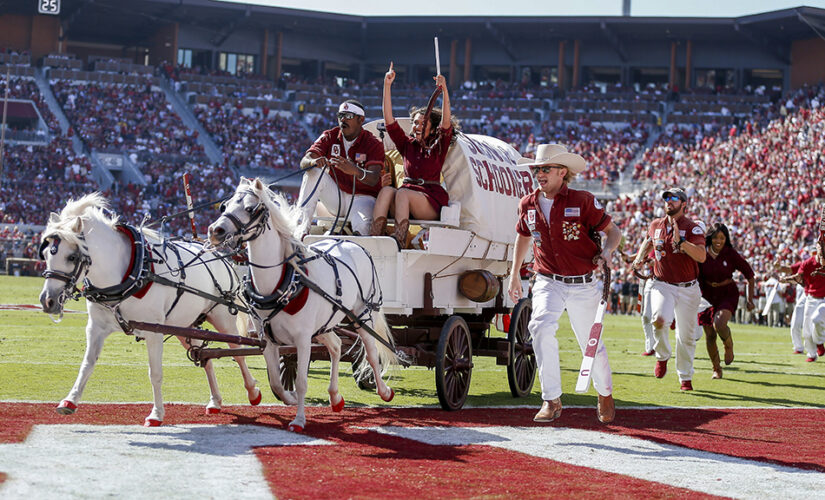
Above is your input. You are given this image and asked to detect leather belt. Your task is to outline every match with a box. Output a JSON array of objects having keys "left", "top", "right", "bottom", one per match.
[
  {"left": 402, "top": 177, "right": 441, "bottom": 186},
  {"left": 655, "top": 277, "right": 697, "bottom": 288},
  {"left": 539, "top": 271, "right": 594, "bottom": 284}
]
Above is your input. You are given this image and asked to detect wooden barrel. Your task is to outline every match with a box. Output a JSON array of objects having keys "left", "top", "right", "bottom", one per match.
[{"left": 458, "top": 269, "right": 500, "bottom": 303}]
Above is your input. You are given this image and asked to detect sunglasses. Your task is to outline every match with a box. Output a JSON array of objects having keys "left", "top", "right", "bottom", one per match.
[
  {"left": 663, "top": 195, "right": 683, "bottom": 202},
  {"left": 529, "top": 165, "right": 564, "bottom": 175},
  {"left": 337, "top": 112, "right": 357, "bottom": 120}
]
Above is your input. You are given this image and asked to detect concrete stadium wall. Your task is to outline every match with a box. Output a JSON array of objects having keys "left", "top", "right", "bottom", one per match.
[{"left": 791, "top": 38, "right": 825, "bottom": 88}]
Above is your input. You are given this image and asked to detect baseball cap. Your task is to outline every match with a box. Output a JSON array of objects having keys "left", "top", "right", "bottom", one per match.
[{"left": 661, "top": 188, "right": 687, "bottom": 202}]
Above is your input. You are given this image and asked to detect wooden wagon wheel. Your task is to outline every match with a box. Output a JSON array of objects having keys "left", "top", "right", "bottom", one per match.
[
  {"left": 507, "top": 297, "right": 536, "bottom": 398},
  {"left": 279, "top": 353, "right": 298, "bottom": 393},
  {"left": 435, "top": 315, "right": 473, "bottom": 411}
]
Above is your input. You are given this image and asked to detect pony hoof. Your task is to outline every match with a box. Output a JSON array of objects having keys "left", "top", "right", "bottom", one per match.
[
  {"left": 56, "top": 400, "right": 77, "bottom": 415},
  {"left": 249, "top": 387, "right": 262, "bottom": 406},
  {"left": 380, "top": 388, "right": 395, "bottom": 402},
  {"left": 205, "top": 407, "right": 221, "bottom": 415},
  {"left": 287, "top": 424, "right": 304, "bottom": 433},
  {"left": 144, "top": 418, "right": 163, "bottom": 427},
  {"left": 331, "top": 396, "right": 345, "bottom": 412}
]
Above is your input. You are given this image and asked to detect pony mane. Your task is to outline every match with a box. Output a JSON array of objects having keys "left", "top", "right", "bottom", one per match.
[
  {"left": 242, "top": 177, "right": 304, "bottom": 251},
  {"left": 42, "top": 193, "right": 121, "bottom": 251}
]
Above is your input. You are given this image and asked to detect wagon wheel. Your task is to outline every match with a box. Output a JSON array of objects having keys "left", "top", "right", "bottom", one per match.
[
  {"left": 279, "top": 353, "right": 298, "bottom": 393},
  {"left": 435, "top": 316, "right": 473, "bottom": 411},
  {"left": 507, "top": 298, "right": 536, "bottom": 398}
]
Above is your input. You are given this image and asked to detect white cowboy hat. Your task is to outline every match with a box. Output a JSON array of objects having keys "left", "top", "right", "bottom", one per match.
[{"left": 516, "top": 144, "right": 586, "bottom": 174}]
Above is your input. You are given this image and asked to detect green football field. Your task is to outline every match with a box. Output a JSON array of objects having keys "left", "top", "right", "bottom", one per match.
[{"left": 1, "top": 275, "right": 823, "bottom": 410}]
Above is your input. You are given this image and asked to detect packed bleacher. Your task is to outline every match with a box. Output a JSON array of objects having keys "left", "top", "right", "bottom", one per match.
[
  {"left": 0, "top": 75, "right": 61, "bottom": 135},
  {"left": 3, "top": 51, "right": 824, "bottom": 319},
  {"left": 193, "top": 103, "right": 308, "bottom": 170},
  {"left": 611, "top": 83, "right": 825, "bottom": 287},
  {"left": 51, "top": 79, "right": 203, "bottom": 157}
]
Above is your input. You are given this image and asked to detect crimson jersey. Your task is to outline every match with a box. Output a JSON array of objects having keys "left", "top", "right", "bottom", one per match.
[
  {"left": 798, "top": 256, "right": 825, "bottom": 298},
  {"left": 307, "top": 127, "right": 384, "bottom": 197},
  {"left": 647, "top": 215, "right": 705, "bottom": 283},
  {"left": 516, "top": 185, "right": 611, "bottom": 276}
]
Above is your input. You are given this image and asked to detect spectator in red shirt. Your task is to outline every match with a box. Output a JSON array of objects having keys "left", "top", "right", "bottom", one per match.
[
  {"left": 632, "top": 188, "right": 707, "bottom": 391},
  {"left": 508, "top": 143, "right": 621, "bottom": 425}
]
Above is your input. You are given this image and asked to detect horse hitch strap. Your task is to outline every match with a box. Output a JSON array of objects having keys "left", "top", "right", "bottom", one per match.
[{"left": 82, "top": 225, "right": 153, "bottom": 304}]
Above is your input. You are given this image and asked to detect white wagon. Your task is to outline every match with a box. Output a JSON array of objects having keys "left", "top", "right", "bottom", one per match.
[{"left": 304, "top": 119, "right": 537, "bottom": 410}]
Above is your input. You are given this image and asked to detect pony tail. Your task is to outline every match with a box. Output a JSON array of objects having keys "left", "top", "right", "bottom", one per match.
[{"left": 370, "top": 311, "right": 398, "bottom": 369}]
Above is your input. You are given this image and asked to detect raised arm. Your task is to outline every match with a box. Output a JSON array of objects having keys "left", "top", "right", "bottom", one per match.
[
  {"left": 383, "top": 62, "right": 396, "bottom": 127},
  {"left": 434, "top": 74, "right": 451, "bottom": 128}
]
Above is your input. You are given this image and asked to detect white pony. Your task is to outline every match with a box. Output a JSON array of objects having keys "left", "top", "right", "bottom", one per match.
[
  {"left": 207, "top": 177, "right": 397, "bottom": 432},
  {"left": 39, "top": 193, "right": 262, "bottom": 426}
]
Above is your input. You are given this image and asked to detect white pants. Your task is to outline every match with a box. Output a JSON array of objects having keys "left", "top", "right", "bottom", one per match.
[
  {"left": 528, "top": 275, "right": 613, "bottom": 401},
  {"left": 802, "top": 295, "right": 825, "bottom": 358},
  {"left": 640, "top": 278, "right": 655, "bottom": 352},
  {"left": 296, "top": 168, "right": 375, "bottom": 236},
  {"left": 790, "top": 292, "right": 806, "bottom": 352},
  {"left": 650, "top": 280, "right": 702, "bottom": 381}
]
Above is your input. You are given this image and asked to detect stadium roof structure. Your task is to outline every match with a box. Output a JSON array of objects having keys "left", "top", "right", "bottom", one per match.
[{"left": 5, "top": 0, "right": 825, "bottom": 52}]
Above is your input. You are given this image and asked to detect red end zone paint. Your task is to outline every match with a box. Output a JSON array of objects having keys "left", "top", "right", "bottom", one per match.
[{"left": 1, "top": 403, "right": 823, "bottom": 498}]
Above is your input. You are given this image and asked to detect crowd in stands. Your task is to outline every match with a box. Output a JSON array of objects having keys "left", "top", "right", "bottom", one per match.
[
  {"left": 193, "top": 103, "right": 309, "bottom": 170},
  {"left": 0, "top": 225, "right": 41, "bottom": 271},
  {"left": 3, "top": 54, "right": 824, "bottom": 334},
  {"left": 609, "top": 84, "right": 825, "bottom": 314},
  {"left": 537, "top": 118, "right": 649, "bottom": 182},
  {"left": 51, "top": 79, "right": 203, "bottom": 157},
  {"left": 2, "top": 137, "right": 92, "bottom": 186},
  {"left": 0, "top": 76, "right": 61, "bottom": 134}
]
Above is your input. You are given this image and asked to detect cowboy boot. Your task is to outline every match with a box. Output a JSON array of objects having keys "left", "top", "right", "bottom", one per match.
[
  {"left": 370, "top": 216, "right": 387, "bottom": 237},
  {"left": 392, "top": 219, "right": 409, "bottom": 250},
  {"left": 707, "top": 337, "right": 722, "bottom": 379}
]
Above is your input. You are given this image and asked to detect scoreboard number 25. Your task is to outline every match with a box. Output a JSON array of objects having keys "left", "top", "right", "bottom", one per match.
[{"left": 38, "top": 0, "right": 61, "bottom": 15}]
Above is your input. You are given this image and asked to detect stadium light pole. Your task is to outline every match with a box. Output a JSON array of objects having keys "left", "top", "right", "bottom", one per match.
[{"left": 0, "top": 64, "right": 10, "bottom": 181}]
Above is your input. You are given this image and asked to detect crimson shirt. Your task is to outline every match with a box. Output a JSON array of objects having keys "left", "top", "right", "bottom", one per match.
[
  {"left": 516, "top": 185, "right": 611, "bottom": 276},
  {"left": 797, "top": 256, "right": 825, "bottom": 298},
  {"left": 386, "top": 120, "right": 451, "bottom": 211},
  {"left": 698, "top": 245, "right": 754, "bottom": 304},
  {"left": 647, "top": 215, "right": 705, "bottom": 283},
  {"left": 307, "top": 126, "right": 384, "bottom": 197}
]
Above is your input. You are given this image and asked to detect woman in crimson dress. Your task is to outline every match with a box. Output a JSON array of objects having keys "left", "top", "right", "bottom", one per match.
[
  {"left": 371, "top": 62, "right": 458, "bottom": 248},
  {"left": 698, "top": 223, "right": 755, "bottom": 379}
]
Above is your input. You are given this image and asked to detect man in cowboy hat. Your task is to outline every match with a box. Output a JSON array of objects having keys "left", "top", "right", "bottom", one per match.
[
  {"left": 631, "top": 187, "right": 706, "bottom": 390},
  {"left": 297, "top": 99, "right": 385, "bottom": 236},
  {"left": 507, "top": 144, "right": 621, "bottom": 424}
]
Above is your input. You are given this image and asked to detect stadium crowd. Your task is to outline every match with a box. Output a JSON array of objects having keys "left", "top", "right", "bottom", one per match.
[
  {"left": 51, "top": 79, "right": 203, "bottom": 157},
  {"left": 1, "top": 57, "right": 823, "bottom": 334},
  {"left": 193, "top": 103, "right": 308, "bottom": 170}
]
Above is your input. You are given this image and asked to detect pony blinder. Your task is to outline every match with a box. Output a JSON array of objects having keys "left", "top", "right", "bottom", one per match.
[{"left": 39, "top": 236, "right": 60, "bottom": 261}]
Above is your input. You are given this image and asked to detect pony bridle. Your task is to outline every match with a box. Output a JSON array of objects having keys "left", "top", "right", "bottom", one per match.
[
  {"left": 216, "top": 190, "right": 270, "bottom": 248},
  {"left": 40, "top": 235, "right": 92, "bottom": 308}
]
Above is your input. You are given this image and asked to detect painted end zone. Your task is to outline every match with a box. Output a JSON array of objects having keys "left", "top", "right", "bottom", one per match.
[{"left": 0, "top": 403, "right": 823, "bottom": 499}]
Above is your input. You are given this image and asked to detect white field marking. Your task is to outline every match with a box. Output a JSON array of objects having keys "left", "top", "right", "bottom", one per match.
[
  {"left": 370, "top": 426, "right": 825, "bottom": 499},
  {"left": 0, "top": 424, "right": 331, "bottom": 499}
]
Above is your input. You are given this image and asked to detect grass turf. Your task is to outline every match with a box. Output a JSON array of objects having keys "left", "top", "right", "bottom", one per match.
[{"left": 2, "top": 275, "right": 823, "bottom": 409}]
